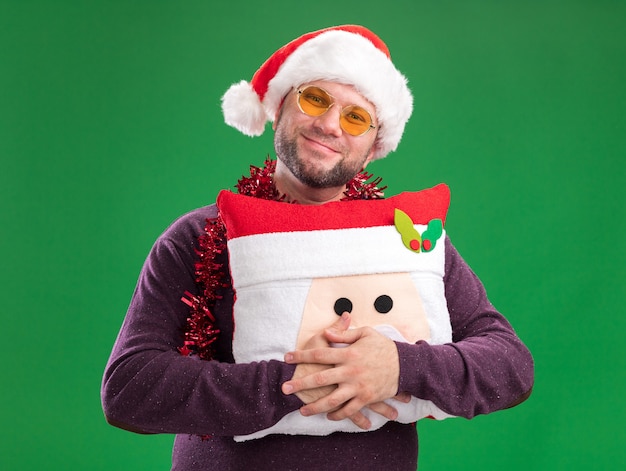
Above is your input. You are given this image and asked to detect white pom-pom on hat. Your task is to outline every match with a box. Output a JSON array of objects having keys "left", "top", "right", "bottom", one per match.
[
  {"left": 220, "top": 25, "right": 413, "bottom": 159},
  {"left": 222, "top": 80, "right": 267, "bottom": 136}
]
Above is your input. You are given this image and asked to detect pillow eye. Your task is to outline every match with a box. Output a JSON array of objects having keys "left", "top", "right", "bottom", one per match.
[
  {"left": 334, "top": 297, "right": 353, "bottom": 315},
  {"left": 374, "top": 295, "right": 393, "bottom": 314}
]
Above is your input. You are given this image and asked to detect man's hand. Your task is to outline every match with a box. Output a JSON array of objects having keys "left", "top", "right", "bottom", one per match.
[
  {"left": 282, "top": 315, "right": 403, "bottom": 429},
  {"left": 284, "top": 314, "right": 351, "bottom": 405}
]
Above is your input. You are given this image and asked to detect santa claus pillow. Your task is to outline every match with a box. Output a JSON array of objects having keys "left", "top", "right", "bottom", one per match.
[{"left": 216, "top": 183, "right": 455, "bottom": 441}]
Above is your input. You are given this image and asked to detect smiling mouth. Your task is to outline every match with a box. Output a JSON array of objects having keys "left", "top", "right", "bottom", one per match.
[{"left": 302, "top": 134, "right": 340, "bottom": 154}]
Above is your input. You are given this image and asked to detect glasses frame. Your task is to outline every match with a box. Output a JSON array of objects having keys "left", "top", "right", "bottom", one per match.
[{"left": 296, "top": 86, "right": 377, "bottom": 137}]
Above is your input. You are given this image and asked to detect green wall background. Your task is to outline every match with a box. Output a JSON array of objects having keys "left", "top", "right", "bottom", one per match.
[{"left": 1, "top": 1, "right": 624, "bottom": 469}]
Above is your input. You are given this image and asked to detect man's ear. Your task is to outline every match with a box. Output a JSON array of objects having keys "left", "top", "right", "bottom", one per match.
[
  {"left": 271, "top": 109, "right": 281, "bottom": 131},
  {"left": 362, "top": 147, "right": 377, "bottom": 168},
  {"left": 272, "top": 97, "right": 287, "bottom": 131}
]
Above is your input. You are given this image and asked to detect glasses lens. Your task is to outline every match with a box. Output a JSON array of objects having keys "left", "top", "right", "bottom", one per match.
[
  {"left": 298, "top": 87, "right": 332, "bottom": 117},
  {"left": 297, "top": 86, "right": 374, "bottom": 137},
  {"left": 340, "top": 105, "right": 373, "bottom": 136}
]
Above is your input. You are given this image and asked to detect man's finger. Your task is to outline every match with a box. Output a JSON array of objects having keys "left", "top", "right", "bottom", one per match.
[
  {"left": 324, "top": 325, "right": 365, "bottom": 345},
  {"left": 284, "top": 344, "right": 349, "bottom": 365},
  {"left": 366, "top": 400, "right": 399, "bottom": 421},
  {"left": 346, "top": 411, "right": 372, "bottom": 430},
  {"left": 298, "top": 382, "right": 359, "bottom": 416},
  {"left": 394, "top": 392, "right": 411, "bottom": 403},
  {"left": 329, "top": 311, "right": 351, "bottom": 333},
  {"left": 283, "top": 364, "right": 350, "bottom": 396},
  {"left": 325, "top": 397, "right": 368, "bottom": 422}
]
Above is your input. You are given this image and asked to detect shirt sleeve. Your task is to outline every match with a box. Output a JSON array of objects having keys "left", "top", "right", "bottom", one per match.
[
  {"left": 101, "top": 206, "right": 303, "bottom": 436},
  {"left": 396, "top": 236, "right": 534, "bottom": 418}
]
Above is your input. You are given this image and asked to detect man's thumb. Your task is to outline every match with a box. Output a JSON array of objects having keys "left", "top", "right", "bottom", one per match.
[{"left": 328, "top": 311, "right": 351, "bottom": 334}]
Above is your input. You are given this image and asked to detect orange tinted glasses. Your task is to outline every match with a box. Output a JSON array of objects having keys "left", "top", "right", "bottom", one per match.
[{"left": 296, "top": 86, "right": 376, "bottom": 136}]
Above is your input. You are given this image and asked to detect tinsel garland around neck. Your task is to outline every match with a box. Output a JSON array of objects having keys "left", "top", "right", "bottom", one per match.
[{"left": 179, "top": 156, "right": 386, "bottom": 361}]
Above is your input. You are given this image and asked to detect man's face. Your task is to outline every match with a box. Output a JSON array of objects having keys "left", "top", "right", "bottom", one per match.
[{"left": 273, "top": 80, "right": 378, "bottom": 189}]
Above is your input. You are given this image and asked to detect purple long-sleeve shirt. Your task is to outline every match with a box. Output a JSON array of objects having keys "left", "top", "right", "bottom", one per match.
[{"left": 102, "top": 203, "right": 533, "bottom": 470}]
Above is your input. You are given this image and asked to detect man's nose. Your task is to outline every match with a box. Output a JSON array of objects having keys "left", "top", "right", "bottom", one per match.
[{"left": 313, "top": 105, "right": 343, "bottom": 137}]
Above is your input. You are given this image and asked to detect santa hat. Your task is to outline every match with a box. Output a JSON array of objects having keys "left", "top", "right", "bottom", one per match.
[
  {"left": 221, "top": 25, "right": 413, "bottom": 160},
  {"left": 218, "top": 184, "right": 450, "bottom": 288}
]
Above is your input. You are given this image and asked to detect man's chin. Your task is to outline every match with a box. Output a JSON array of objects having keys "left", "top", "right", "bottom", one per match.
[
  {"left": 292, "top": 158, "right": 343, "bottom": 188},
  {"left": 296, "top": 168, "right": 352, "bottom": 189},
  {"left": 294, "top": 173, "right": 336, "bottom": 189}
]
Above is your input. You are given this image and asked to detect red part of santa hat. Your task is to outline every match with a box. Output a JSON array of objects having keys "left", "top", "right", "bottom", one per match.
[
  {"left": 221, "top": 25, "right": 413, "bottom": 160},
  {"left": 219, "top": 183, "right": 450, "bottom": 239},
  {"left": 217, "top": 184, "right": 450, "bottom": 288}
]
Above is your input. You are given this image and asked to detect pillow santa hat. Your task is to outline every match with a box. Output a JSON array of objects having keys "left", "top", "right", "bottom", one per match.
[{"left": 216, "top": 184, "right": 456, "bottom": 441}]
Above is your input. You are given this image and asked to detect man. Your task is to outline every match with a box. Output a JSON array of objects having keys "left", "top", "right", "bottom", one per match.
[{"left": 102, "top": 25, "right": 534, "bottom": 470}]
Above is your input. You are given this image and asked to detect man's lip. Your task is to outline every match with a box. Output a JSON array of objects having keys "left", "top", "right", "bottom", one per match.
[{"left": 302, "top": 134, "right": 340, "bottom": 154}]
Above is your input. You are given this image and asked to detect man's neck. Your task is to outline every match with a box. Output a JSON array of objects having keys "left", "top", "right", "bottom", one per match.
[{"left": 273, "top": 160, "right": 346, "bottom": 205}]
